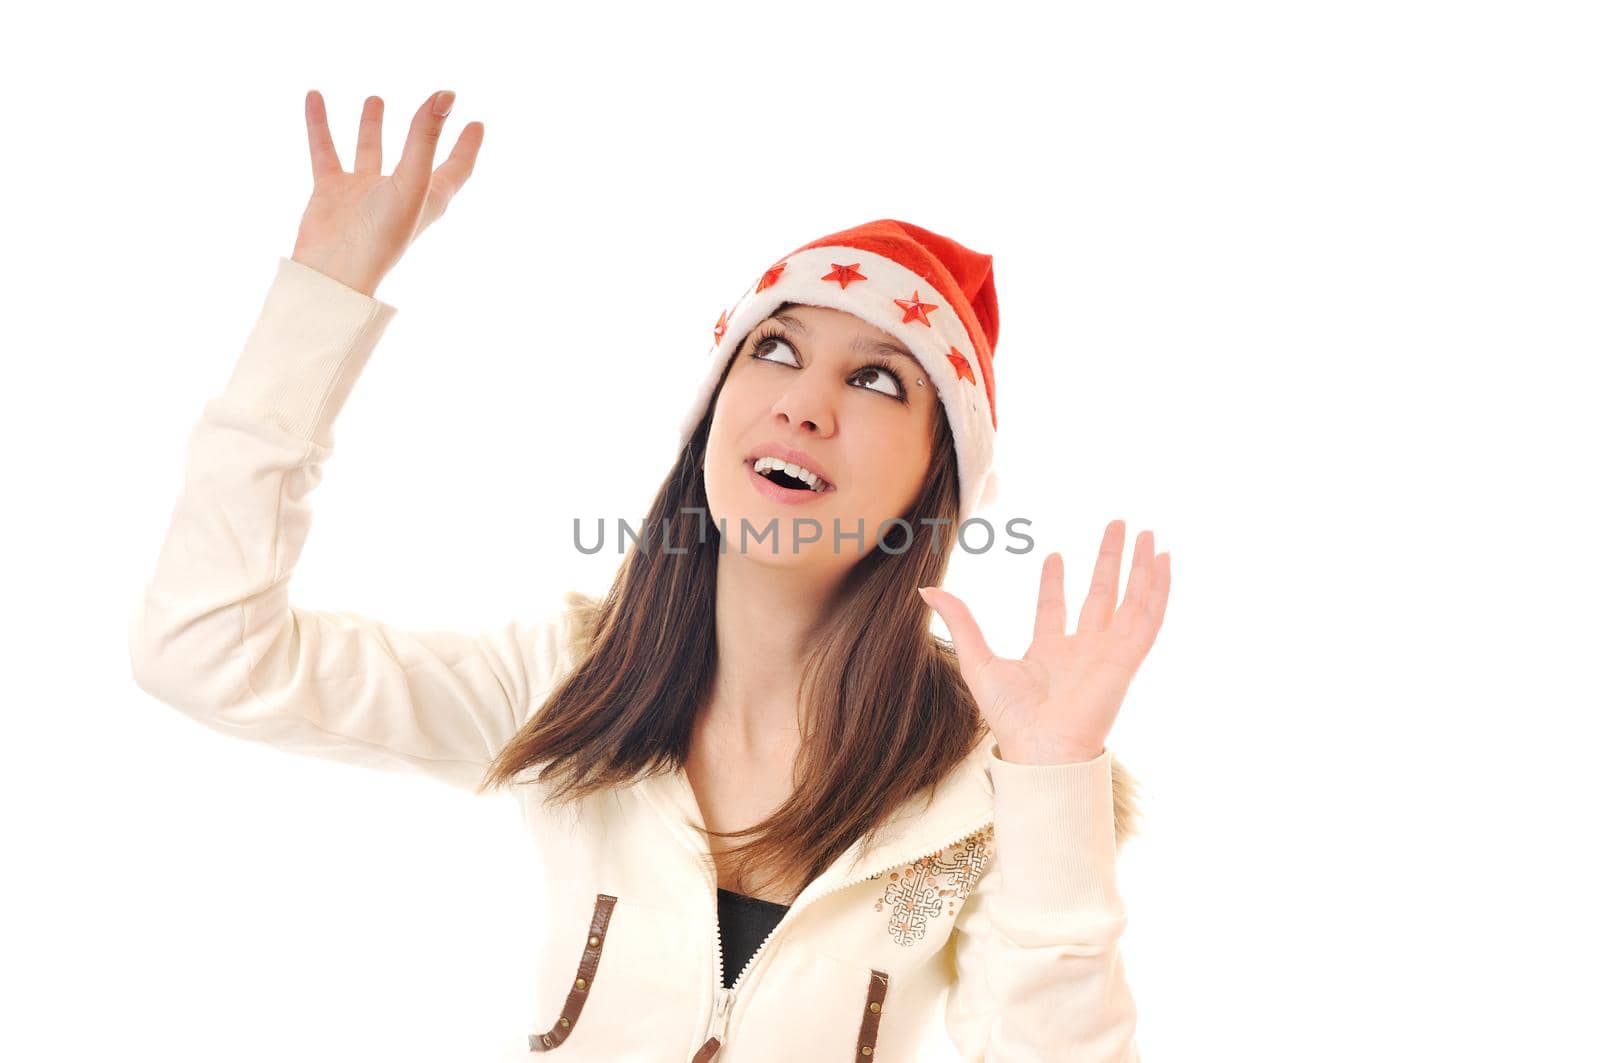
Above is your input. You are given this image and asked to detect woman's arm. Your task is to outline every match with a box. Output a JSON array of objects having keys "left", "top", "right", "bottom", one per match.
[
  {"left": 128, "top": 256, "right": 571, "bottom": 792},
  {"left": 943, "top": 744, "right": 1139, "bottom": 1061},
  {"left": 922, "top": 530, "right": 1167, "bottom": 1057}
]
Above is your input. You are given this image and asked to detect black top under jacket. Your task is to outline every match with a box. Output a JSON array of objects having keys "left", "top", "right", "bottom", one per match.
[{"left": 717, "top": 887, "right": 791, "bottom": 988}]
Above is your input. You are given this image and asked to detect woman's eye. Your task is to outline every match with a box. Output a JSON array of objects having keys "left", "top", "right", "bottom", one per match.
[
  {"left": 753, "top": 336, "right": 801, "bottom": 366},
  {"left": 850, "top": 366, "right": 905, "bottom": 400},
  {"left": 751, "top": 335, "right": 906, "bottom": 402}
]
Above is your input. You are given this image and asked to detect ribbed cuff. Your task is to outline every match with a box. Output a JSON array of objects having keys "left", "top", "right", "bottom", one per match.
[
  {"left": 985, "top": 740, "right": 1123, "bottom": 914},
  {"left": 219, "top": 256, "right": 399, "bottom": 446}
]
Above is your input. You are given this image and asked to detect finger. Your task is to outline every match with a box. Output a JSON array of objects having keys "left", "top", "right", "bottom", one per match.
[
  {"left": 353, "top": 95, "right": 384, "bottom": 175},
  {"left": 1146, "top": 551, "right": 1171, "bottom": 635},
  {"left": 1077, "top": 519, "right": 1125, "bottom": 633},
  {"left": 304, "top": 90, "right": 342, "bottom": 181},
  {"left": 421, "top": 122, "right": 485, "bottom": 222},
  {"left": 1113, "top": 530, "right": 1156, "bottom": 636},
  {"left": 430, "top": 121, "right": 484, "bottom": 199},
  {"left": 1123, "top": 547, "right": 1171, "bottom": 659},
  {"left": 1032, "top": 550, "right": 1067, "bottom": 644},
  {"left": 918, "top": 586, "right": 997, "bottom": 681},
  {"left": 394, "top": 90, "right": 455, "bottom": 198}
]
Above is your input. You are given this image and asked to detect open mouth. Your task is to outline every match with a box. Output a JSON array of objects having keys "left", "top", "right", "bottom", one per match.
[
  {"left": 751, "top": 456, "right": 833, "bottom": 493},
  {"left": 760, "top": 466, "right": 820, "bottom": 492}
]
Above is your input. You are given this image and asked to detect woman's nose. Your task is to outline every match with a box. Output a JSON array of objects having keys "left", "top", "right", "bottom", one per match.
[{"left": 771, "top": 375, "right": 837, "bottom": 436}]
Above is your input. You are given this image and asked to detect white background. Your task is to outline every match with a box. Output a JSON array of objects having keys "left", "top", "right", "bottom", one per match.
[{"left": 3, "top": 0, "right": 1595, "bottom": 1059}]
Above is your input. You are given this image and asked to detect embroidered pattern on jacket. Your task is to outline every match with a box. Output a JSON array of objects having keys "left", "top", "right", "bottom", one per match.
[{"left": 869, "top": 824, "right": 994, "bottom": 946}]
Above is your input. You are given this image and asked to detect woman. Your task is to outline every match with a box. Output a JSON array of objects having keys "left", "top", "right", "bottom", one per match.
[{"left": 129, "top": 89, "right": 1171, "bottom": 1061}]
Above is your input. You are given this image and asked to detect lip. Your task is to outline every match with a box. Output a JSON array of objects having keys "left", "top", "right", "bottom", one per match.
[{"left": 745, "top": 441, "right": 836, "bottom": 490}]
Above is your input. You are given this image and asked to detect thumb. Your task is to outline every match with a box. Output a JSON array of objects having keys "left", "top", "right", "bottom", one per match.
[{"left": 918, "top": 586, "right": 997, "bottom": 683}]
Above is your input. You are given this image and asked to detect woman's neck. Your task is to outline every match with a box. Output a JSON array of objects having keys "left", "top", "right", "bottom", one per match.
[{"left": 701, "top": 555, "right": 839, "bottom": 759}]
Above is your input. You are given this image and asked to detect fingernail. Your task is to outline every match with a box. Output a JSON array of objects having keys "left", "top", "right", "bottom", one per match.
[{"left": 433, "top": 90, "right": 455, "bottom": 117}]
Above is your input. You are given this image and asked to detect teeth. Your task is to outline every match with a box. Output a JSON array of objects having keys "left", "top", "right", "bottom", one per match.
[{"left": 753, "top": 455, "right": 827, "bottom": 491}]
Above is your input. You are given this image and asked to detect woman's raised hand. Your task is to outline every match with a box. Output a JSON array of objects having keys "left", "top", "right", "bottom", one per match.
[
  {"left": 919, "top": 520, "right": 1172, "bottom": 766},
  {"left": 290, "top": 90, "right": 484, "bottom": 297}
]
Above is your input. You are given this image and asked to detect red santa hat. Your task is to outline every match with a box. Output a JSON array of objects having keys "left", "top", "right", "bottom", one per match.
[{"left": 679, "top": 218, "right": 1001, "bottom": 524}]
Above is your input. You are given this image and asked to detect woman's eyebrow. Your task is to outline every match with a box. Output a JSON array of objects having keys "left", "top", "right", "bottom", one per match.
[
  {"left": 855, "top": 339, "right": 920, "bottom": 364},
  {"left": 769, "top": 312, "right": 919, "bottom": 363}
]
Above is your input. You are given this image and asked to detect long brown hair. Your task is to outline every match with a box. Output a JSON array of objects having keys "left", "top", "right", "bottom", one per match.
[{"left": 479, "top": 312, "right": 988, "bottom": 902}]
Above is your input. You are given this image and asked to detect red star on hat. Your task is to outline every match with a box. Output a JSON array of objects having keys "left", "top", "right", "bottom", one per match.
[
  {"left": 947, "top": 347, "right": 975, "bottom": 385},
  {"left": 713, "top": 309, "right": 730, "bottom": 345},
  {"left": 821, "top": 262, "right": 867, "bottom": 289},
  {"left": 894, "top": 290, "right": 939, "bottom": 326},
  {"left": 756, "top": 261, "right": 787, "bottom": 292}
]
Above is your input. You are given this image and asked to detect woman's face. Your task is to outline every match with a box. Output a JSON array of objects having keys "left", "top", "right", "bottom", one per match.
[{"left": 703, "top": 304, "right": 942, "bottom": 567}]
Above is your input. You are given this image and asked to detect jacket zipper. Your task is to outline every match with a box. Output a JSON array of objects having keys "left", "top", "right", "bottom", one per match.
[
  {"left": 695, "top": 814, "right": 995, "bottom": 1055},
  {"left": 707, "top": 912, "right": 734, "bottom": 1046}
]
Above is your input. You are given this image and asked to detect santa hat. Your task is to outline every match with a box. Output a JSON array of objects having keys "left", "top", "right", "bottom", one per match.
[{"left": 678, "top": 218, "right": 1001, "bottom": 524}]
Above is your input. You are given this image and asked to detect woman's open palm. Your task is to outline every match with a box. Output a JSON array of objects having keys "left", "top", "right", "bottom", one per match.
[
  {"left": 920, "top": 520, "right": 1171, "bottom": 765},
  {"left": 291, "top": 90, "right": 484, "bottom": 296}
]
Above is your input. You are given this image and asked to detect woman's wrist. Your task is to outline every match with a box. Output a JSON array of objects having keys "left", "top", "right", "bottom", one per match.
[
  {"left": 994, "top": 739, "right": 1106, "bottom": 766},
  {"left": 290, "top": 247, "right": 383, "bottom": 298}
]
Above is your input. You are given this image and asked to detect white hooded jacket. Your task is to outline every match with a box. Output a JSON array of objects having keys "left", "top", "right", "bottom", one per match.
[{"left": 128, "top": 256, "right": 1143, "bottom": 1061}]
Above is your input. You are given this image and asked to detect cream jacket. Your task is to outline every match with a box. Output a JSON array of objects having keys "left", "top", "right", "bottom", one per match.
[{"left": 128, "top": 256, "right": 1144, "bottom": 1061}]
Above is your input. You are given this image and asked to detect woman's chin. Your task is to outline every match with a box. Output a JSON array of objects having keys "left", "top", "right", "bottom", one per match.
[
  {"left": 719, "top": 517, "right": 890, "bottom": 568},
  {"left": 706, "top": 480, "right": 883, "bottom": 563}
]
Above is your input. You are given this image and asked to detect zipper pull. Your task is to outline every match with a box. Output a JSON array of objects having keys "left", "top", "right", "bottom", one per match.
[{"left": 692, "top": 989, "right": 734, "bottom": 1062}]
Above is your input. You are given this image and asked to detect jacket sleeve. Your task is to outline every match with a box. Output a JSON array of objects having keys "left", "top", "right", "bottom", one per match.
[
  {"left": 943, "top": 743, "right": 1140, "bottom": 1061},
  {"left": 127, "top": 256, "right": 575, "bottom": 794}
]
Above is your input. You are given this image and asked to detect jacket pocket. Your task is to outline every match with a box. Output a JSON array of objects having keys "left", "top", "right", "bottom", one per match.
[
  {"left": 854, "top": 968, "right": 890, "bottom": 1058},
  {"left": 528, "top": 893, "right": 618, "bottom": 1052}
]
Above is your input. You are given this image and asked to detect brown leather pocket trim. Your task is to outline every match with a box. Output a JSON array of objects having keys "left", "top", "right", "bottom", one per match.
[
  {"left": 855, "top": 968, "right": 890, "bottom": 1057},
  {"left": 528, "top": 893, "right": 618, "bottom": 1052}
]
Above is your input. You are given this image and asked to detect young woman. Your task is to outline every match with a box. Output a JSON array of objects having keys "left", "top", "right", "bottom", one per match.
[{"left": 129, "top": 89, "right": 1171, "bottom": 1061}]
